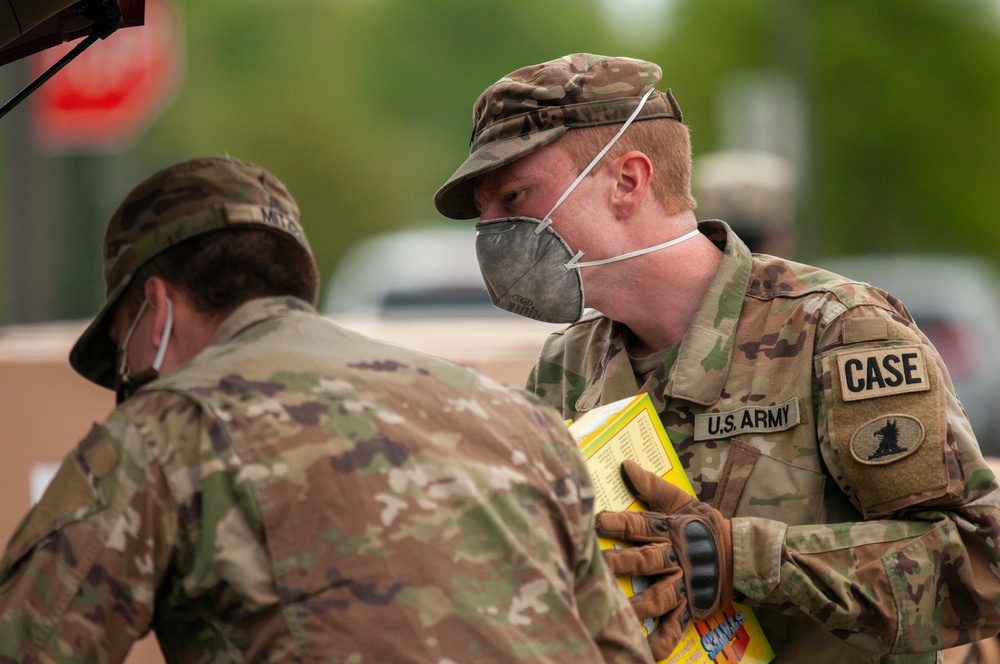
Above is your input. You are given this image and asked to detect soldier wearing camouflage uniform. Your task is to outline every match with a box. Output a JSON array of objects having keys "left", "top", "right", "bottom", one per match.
[
  {"left": 434, "top": 53, "right": 1000, "bottom": 662},
  {"left": 0, "top": 156, "right": 652, "bottom": 662}
]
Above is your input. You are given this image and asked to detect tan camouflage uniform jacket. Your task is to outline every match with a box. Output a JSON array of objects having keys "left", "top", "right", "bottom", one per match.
[
  {"left": 0, "top": 297, "right": 651, "bottom": 663},
  {"left": 526, "top": 221, "right": 1000, "bottom": 663}
]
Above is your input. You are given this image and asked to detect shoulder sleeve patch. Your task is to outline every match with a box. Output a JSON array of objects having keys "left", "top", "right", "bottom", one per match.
[
  {"left": 817, "top": 343, "right": 948, "bottom": 518},
  {"left": 836, "top": 345, "right": 930, "bottom": 402}
]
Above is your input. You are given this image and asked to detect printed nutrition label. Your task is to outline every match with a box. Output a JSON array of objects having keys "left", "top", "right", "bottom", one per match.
[{"left": 585, "top": 410, "right": 672, "bottom": 511}]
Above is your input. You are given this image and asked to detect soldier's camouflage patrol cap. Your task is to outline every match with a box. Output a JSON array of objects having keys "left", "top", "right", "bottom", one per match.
[
  {"left": 69, "top": 155, "right": 312, "bottom": 389},
  {"left": 433, "top": 53, "right": 683, "bottom": 220}
]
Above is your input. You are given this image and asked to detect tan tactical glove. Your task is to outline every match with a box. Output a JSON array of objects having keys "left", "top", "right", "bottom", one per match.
[{"left": 594, "top": 460, "right": 735, "bottom": 659}]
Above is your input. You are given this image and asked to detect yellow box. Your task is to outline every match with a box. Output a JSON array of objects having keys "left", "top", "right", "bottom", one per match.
[{"left": 570, "top": 394, "right": 774, "bottom": 664}]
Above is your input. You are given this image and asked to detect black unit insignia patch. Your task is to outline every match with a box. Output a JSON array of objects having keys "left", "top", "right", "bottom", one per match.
[{"left": 850, "top": 416, "right": 924, "bottom": 465}]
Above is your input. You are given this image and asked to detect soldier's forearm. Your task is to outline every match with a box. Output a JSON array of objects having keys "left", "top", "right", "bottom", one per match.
[{"left": 733, "top": 504, "right": 1000, "bottom": 654}]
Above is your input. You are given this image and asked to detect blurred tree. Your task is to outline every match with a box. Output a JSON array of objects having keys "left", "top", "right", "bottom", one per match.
[
  {"left": 644, "top": 0, "right": 1000, "bottom": 261},
  {"left": 137, "top": 0, "right": 619, "bottom": 302},
  {"left": 5, "top": 0, "right": 1000, "bottom": 323},
  {"left": 810, "top": 0, "right": 1000, "bottom": 259}
]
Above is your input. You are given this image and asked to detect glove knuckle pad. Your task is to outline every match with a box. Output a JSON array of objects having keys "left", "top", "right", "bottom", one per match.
[{"left": 683, "top": 520, "right": 719, "bottom": 612}]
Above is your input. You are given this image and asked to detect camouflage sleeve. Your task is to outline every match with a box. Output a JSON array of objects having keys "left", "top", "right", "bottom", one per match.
[
  {"left": 525, "top": 358, "right": 541, "bottom": 393},
  {"left": 522, "top": 393, "right": 654, "bottom": 662},
  {"left": 524, "top": 351, "right": 550, "bottom": 397},
  {"left": 573, "top": 529, "right": 657, "bottom": 662},
  {"left": 0, "top": 409, "right": 178, "bottom": 662},
  {"left": 525, "top": 347, "right": 589, "bottom": 418},
  {"left": 732, "top": 306, "right": 1000, "bottom": 655}
]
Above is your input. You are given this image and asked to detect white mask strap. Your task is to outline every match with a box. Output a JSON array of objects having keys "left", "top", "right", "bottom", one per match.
[
  {"left": 151, "top": 297, "right": 173, "bottom": 372},
  {"left": 566, "top": 228, "right": 701, "bottom": 269},
  {"left": 537, "top": 86, "right": 657, "bottom": 233},
  {"left": 119, "top": 299, "right": 149, "bottom": 375}
]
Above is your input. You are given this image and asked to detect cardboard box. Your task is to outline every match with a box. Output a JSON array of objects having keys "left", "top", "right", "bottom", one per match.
[{"left": 570, "top": 394, "right": 774, "bottom": 664}]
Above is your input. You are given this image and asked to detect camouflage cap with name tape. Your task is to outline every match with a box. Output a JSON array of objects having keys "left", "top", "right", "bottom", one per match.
[
  {"left": 70, "top": 155, "right": 313, "bottom": 389},
  {"left": 434, "top": 52, "right": 683, "bottom": 220}
]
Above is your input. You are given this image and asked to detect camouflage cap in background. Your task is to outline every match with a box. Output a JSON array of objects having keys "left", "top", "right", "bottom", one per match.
[
  {"left": 693, "top": 150, "right": 797, "bottom": 234},
  {"left": 433, "top": 53, "right": 683, "bottom": 220},
  {"left": 69, "top": 155, "right": 313, "bottom": 389}
]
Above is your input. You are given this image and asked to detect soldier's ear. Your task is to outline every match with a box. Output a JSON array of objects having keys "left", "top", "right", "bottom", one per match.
[{"left": 610, "top": 150, "right": 652, "bottom": 220}]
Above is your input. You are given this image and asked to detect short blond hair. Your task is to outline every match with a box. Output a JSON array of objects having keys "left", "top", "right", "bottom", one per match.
[{"left": 558, "top": 118, "right": 696, "bottom": 216}]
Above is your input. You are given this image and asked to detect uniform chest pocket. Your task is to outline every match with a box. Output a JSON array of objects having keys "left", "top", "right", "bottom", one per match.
[{"left": 713, "top": 438, "right": 826, "bottom": 526}]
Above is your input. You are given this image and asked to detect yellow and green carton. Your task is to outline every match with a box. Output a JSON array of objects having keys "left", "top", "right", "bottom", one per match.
[{"left": 569, "top": 393, "right": 774, "bottom": 664}]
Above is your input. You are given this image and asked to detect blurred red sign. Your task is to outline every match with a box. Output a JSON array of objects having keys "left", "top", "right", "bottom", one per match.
[{"left": 31, "top": 0, "right": 181, "bottom": 152}]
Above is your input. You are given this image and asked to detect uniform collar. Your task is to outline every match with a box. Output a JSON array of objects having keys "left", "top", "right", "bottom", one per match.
[
  {"left": 662, "top": 220, "right": 752, "bottom": 406},
  {"left": 210, "top": 296, "right": 316, "bottom": 347},
  {"left": 575, "top": 221, "right": 753, "bottom": 411}
]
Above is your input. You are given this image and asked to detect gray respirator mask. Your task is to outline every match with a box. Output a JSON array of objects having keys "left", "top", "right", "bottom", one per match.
[{"left": 474, "top": 88, "right": 698, "bottom": 324}]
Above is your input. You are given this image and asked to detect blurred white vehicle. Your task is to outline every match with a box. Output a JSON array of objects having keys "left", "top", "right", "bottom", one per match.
[
  {"left": 819, "top": 254, "right": 1000, "bottom": 456},
  {"left": 321, "top": 224, "right": 498, "bottom": 317}
]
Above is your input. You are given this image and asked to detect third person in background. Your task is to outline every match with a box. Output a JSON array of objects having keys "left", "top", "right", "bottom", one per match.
[{"left": 692, "top": 149, "right": 798, "bottom": 257}]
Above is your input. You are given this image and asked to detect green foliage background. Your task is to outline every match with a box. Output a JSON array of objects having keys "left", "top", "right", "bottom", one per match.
[
  {"left": 142, "top": 0, "right": 621, "bottom": 287},
  {"left": 4, "top": 0, "right": 1000, "bottom": 322}
]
